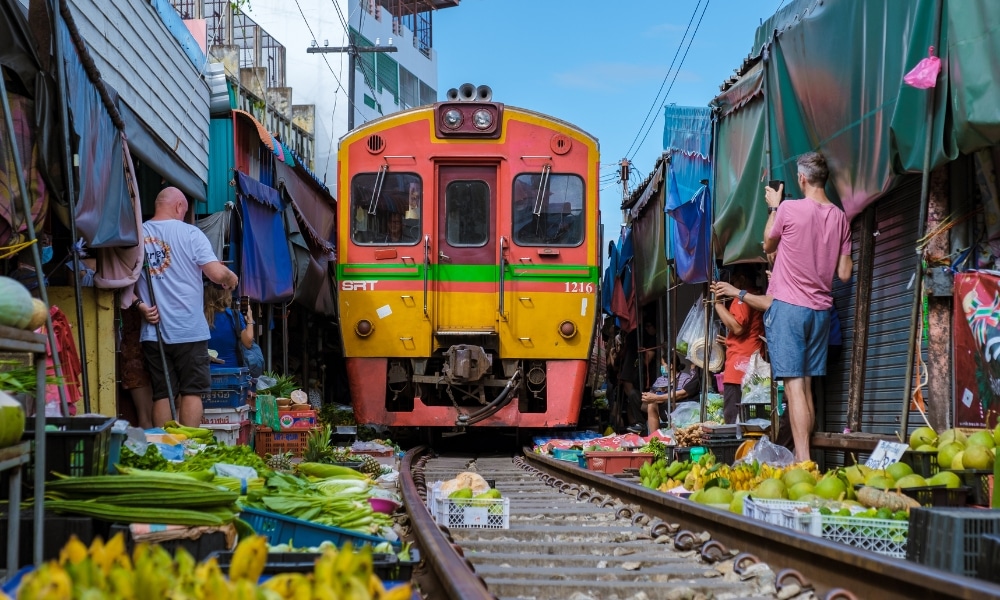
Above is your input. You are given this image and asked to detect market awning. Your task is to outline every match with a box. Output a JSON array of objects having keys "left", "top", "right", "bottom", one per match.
[
  {"left": 234, "top": 171, "right": 293, "bottom": 303},
  {"left": 275, "top": 160, "right": 336, "bottom": 258},
  {"left": 120, "top": 102, "right": 206, "bottom": 202},
  {"left": 663, "top": 106, "right": 713, "bottom": 283}
]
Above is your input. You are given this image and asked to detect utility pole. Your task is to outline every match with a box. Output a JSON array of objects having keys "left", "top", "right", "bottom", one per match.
[{"left": 307, "top": 40, "right": 398, "bottom": 130}]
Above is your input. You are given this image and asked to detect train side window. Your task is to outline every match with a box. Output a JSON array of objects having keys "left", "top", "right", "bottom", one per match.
[
  {"left": 350, "top": 172, "right": 422, "bottom": 245},
  {"left": 512, "top": 173, "right": 584, "bottom": 246},
  {"left": 445, "top": 180, "right": 490, "bottom": 247}
]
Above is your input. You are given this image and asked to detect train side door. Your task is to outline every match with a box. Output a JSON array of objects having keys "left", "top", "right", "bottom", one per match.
[{"left": 434, "top": 166, "right": 497, "bottom": 331}]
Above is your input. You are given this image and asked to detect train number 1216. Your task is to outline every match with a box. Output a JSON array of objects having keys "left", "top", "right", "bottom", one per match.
[{"left": 564, "top": 282, "right": 595, "bottom": 293}]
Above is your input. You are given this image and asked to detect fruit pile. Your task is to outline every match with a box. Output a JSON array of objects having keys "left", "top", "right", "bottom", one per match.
[
  {"left": 441, "top": 472, "right": 504, "bottom": 514},
  {"left": 6, "top": 533, "right": 412, "bottom": 600},
  {"left": 908, "top": 425, "right": 996, "bottom": 472}
]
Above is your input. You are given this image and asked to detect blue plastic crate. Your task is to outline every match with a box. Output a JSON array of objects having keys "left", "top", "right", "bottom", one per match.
[
  {"left": 210, "top": 368, "right": 251, "bottom": 389},
  {"left": 552, "top": 448, "right": 583, "bottom": 463},
  {"left": 240, "top": 507, "right": 400, "bottom": 549},
  {"left": 201, "top": 386, "right": 248, "bottom": 409}
]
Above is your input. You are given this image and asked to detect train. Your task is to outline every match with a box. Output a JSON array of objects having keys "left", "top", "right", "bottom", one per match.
[{"left": 336, "top": 83, "right": 600, "bottom": 431}]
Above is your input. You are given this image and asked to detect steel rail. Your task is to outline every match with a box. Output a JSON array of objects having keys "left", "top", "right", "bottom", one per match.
[
  {"left": 524, "top": 449, "right": 1000, "bottom": 600},
  {"left": 399, "top": 446, "right": 494, "bottom": 600}
]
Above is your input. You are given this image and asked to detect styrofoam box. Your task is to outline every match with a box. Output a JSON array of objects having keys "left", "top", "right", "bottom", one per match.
[
  {"left": 203, "top": 422, "right": 250, "bottom": 446},
  {"left": 202, "top": 404, "right": 251, "bottom": 426}
]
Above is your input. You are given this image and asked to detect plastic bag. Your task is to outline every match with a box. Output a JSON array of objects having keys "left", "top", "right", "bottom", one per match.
[
  {"left": 740, "top": 351, "right": 771, "bottom": 405},
  {"left": 903, "top": 46, "right": 941, "bottom": 89},
  {"left": 669, "top": 401, "right": 701, "bottom": 428},
  {"left": 735, "top": 435, "right": 795, "bottom": 468},
  {"left": 256, "top": 375, "right": 277, "bottom": 392},
  {"left": 676, "top": 295, "right": 704, "bottom": 356},
  {"left": 688, "top": 320, "right": 725, "bottom": 373}
]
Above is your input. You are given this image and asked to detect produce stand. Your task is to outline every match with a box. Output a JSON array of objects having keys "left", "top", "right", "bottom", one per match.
[{"left": 0, "top": 324, "right": 47, "bottom": 574}]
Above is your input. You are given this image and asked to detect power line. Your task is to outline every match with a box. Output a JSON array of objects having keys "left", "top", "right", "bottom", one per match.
[
  {"left": 628, "top": 0, "right": 711, "bottom": 163},
  {"left": 332, "top": 0, "right": 382, "bottom": 123},
  {"left": 622, "top": 0, "right": 704, "bottom": 160}
]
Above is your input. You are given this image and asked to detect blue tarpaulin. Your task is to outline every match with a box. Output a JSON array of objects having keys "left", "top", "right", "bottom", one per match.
[
  {"left": 662, "top": 106, "right": 713, "bottom": 284},
  {"left": 666, "top": 163, "right": 713, "bottom": 284},
  {"left": 235, "top": 172, "right": 293, "bottom": 302}
]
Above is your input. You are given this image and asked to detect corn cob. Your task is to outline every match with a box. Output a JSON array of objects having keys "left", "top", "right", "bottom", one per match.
[{"left": 46, "top": 500, "right": 229, "bottom": 526}]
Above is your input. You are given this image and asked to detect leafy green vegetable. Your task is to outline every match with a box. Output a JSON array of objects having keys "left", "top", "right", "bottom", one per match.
[
  {"left": 168, "top": 444, "right": 271, "bottom": 474},
  {"left": 119, "top": 444, "right": 169, "bottom": 471}
]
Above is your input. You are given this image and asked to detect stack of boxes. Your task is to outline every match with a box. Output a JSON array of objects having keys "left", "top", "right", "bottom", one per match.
[{"left": 200, "top": 367, "right": 253, "bottom": 446}]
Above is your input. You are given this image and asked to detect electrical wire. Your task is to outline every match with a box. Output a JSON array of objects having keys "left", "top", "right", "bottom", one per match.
[
  {"left": 333, "top": 0, "right": 382, "bottom": 121},
  {"left": 628, "top": 0, "right": 711, "bottom": 162},
  {"left": 623, "top": 0, "right": 704, "bottom": 160}
]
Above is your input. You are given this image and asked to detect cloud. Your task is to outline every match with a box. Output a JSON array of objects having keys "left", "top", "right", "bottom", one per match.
[
  {"left": 554, "top": 63, "right": 701, "bottom": 92},
  {"left": 643, "top": 22, "right": 686, "bottom": 37}
]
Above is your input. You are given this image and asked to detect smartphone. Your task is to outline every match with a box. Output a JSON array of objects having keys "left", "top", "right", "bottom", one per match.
[{"left": 768, "top": 179, "right": 784, "bottom": 193}]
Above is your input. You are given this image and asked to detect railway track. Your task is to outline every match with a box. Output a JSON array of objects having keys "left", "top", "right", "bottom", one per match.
[{"left": 398, "top": 445, "right": 1000, "bottom": 600}]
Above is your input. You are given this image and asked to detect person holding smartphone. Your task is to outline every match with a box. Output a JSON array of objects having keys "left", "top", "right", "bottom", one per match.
[
  {"left": 761, "top": 152, "right": 852, "bottom": 462},
  {"left": 710, "top": 265, "right": 765, "bottom": 424}
]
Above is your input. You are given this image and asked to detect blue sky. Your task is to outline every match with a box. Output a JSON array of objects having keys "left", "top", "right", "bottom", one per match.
[{"left": 435, "top": 0, "right": 785, "bottom": 238}]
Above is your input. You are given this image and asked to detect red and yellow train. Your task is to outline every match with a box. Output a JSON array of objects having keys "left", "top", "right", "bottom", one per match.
[{"left": 336, "top": 83, "right": 600, "bottom": 430}]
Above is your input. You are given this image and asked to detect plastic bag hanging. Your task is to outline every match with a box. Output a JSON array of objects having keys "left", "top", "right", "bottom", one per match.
[{"left": 903, "top": 46, "right": 941, "bottom": 89}]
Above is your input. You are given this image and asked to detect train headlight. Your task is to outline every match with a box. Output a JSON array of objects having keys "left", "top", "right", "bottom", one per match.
[
  {"left": 558, "top": 320, "right": 577, "bottom": 339},
  {"left": 443, "top": 109, "right": 463, "bottom": 129},
  {"left": 355, "top": 319, "right": 374, "bottom": 337},
  {"left": 472, "top": 109, "right": 493, "bottom": 130}
]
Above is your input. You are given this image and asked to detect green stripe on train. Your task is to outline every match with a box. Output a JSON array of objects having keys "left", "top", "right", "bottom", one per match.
[{"left": 337, "top": 263, "right": 599, "bottom": 281}]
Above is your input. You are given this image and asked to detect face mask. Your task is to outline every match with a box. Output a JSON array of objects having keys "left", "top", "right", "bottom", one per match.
[
  {"left": 660, "top": 365, "right": 668, "bottom": 377},
  {"left": 40, "top": 245, "right": 53, "bottom": 265}
]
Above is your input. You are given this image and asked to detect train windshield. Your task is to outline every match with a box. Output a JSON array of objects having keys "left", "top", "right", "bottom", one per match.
[
  {"left": 445, "top": 180, "right": 491, "bottom": 247},
  {"left": 349, "top": 172, "right": 422, "bottom": 245},
  {"left": 511, "top": 173, "right": 584, "bottom": 246}
]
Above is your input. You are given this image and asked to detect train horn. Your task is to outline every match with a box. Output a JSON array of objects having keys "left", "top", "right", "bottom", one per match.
[
  {"left": 446, "top": 87, "right": 459, "bottom": 101},
  {"left": 476, "top": 85, "right": 492, "bottom": 101},
  {"left": 458, "top": 83, "right": 476, "bottom": 101}
]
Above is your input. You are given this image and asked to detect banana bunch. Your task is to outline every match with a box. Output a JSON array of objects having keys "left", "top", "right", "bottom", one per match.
[
  {"left": 639, "top": 459, "right": 691, "bottom": 491},
  {"left": 164, "top": 420, "right": 215, "bottom": 443},
  {"left": 10, "top": 534, "right": 412, "bottom": 600}
]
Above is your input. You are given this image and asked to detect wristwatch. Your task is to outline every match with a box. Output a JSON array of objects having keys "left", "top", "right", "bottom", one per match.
[
  {"left": 738, "top": 290, "right": 748, "bottom": 302},
  {"left": 768, "top": 206, "right": 779, "bottom": 213}
]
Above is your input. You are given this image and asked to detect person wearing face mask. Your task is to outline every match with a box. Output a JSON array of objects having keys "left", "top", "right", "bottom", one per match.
[{"left": 629, "top": 354, "right": 701, "bottom": 435}]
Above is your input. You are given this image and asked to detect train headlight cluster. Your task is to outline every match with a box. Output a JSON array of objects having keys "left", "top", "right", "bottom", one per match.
[
  {"left": 443, "top": 109, "right": 463, "bottom": 129},
  {"left": 355, "top": 319, "right": 374, "bottom": 337},
  {"left": 558, "top": 320, "right": 577, "bottom": 339},
  {"left": 472, "top": 109, "right": 493, "bottom": 130}
]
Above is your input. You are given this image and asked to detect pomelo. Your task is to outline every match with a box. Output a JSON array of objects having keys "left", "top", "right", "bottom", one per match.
[
  {"left": 0, "top": 391, "right": 25, "bottom": 449},
  {"left": 701, "top": 486, "right": 734, "bottom": 505},
  {"left": 894, "top": 474, "right": 928, "bottom": 489},
  {"left": 936, "top": 442, "right": 964, "bottom": 470},
  {"left": 993, "top": 423, "right": 1000, "bottom": 447},
  {"left": 788, "top": 481, "right": 815, "bottom": 501},
  {"left": 782, "top": 468, "right": 817, "bottom": 489},
  {"left": 843, "top": 465, "right": 866, "bottom": 487},
  {"left": 915, "top": 444, "right": 936, "bottom": 452},
  {"left": 864, "top": 474, "right": 895, "bottom": 490},
  {"left": 967, "top": 430, "right": 996, "bottom": 449},
  {"left": 886, "top": 462, "right": 913, "bottom": 481},
  {"left": 963, "top": 444, "right": 994, "bottom": 470},
  {"left": 938, "top": 428, "right": 968, "bottom": 448},
  {"left": 752, "top": 478, "right": 787, "bottom": 500},
  {"left": 951, "top": 451, "right": 965, "bottom": 470},
  {"left": 927, "top": 471, "right": 962, "bottom": 489},
  {"left": 814, "top": 476, "right": 847, "bottom": 500},
  {"left": 909, "top": 426, "right": 938, "bottom": 449}
]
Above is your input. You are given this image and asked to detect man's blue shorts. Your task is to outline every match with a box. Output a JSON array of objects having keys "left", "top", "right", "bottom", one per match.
[{"left": 763, "top": 299, "right": 831, "bottom": 377}]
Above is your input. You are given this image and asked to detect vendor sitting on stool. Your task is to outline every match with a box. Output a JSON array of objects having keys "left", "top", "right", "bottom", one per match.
[{"left": 631, "top": 354, "right": 701, "bottom": 435}]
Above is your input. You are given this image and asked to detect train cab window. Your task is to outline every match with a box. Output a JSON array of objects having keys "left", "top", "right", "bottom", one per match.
[
  {"left": 445, "top": 180, "right": 490, "bottom": 247},
  {"left": 512, "top": 173, "right": 584, "bottom": 246},
  {"left": 350, "top": 172, "right": 421, "bottom": 245}
]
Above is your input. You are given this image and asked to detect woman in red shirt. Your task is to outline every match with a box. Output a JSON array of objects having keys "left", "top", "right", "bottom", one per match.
[{"left": 712, "top": 265, "right": 765, "bottom": 424}]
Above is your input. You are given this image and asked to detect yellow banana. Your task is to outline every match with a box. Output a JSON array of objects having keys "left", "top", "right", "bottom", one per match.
[
  {"left": 229, "top": 535, "right": 268, "bottom": 582},
  {"left": 261, "top": 573, "right": 306, "bottom": 599},
  {"left": 59, "top": 535, "right": 88, "bottom": 566}
]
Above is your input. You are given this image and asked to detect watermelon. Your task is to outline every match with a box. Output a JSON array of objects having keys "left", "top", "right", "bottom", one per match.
[{"left": 0, "top": 276, "right": 34, "bottom": 329}]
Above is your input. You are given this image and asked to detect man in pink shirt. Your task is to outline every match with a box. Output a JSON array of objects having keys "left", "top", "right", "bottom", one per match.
[{"left": 763, "top": 152, "right": 852, "bottom": 462}]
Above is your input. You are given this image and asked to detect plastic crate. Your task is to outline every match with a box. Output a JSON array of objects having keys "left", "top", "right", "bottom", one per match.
[
  {"left": 552, "top": 448, "right": 584, "bottom": 463},
  {"left": 201, "top": 386, "right": 248, "bottom": 409},
  {"left": 0, "top": 512, "right": 94, "bottom": 568},
  {"left": 584, "top": 451, "right": 655, "bottom": 475},
  {"left": 899, "top": 485, "right": 970, "bottom": 508},
  {"left": 204, "top": 422, "right": 251, "bottom": 446},
  {"left": 107, "top": 523, "right": 232, "bottom": 560},
  {"left": 210, "top": 367, "right": 251, "bottom": 388},
  {"left": 240, "top": 507, "right": 399, "bottom": 549},
  {"left": 255, "top": 427, "right": 314, "bottom": 458},
  {"left": 202, "top": 404, "right": 251, "bottom": 425},
  {"left": 945, "top": 469, "right": 992, "bottom": 506},
  {"left": 703, "top": 439, "right": 743, "bottom": 466},
  {"left": 907, "top": 507, "right": 1000, "bottom": 577},
  {"left": 740, "top": 402, "right": 771, "bottom": 421},
  {"left": 22, "top": 416, "right": 114, "bottom": 486},
  {"left": 432, "top": 496, "right": 509, "bottom": 529},
  {"left": 106, "top": 430, "right": 125, "bottom": 475},
  {"left": 742, "top": 497, "right": 813, "bottom": 532},
  {"left": 900, "top": 450, "right": 939, "bottom": 477},
  {"left": 819, "top": 514, "right": 908, "bottom": 558},
  {"left": 978, "top": 534, "right": 1000, "bottom": 584}
]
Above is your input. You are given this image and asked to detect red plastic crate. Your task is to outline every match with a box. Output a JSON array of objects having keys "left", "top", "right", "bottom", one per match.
[
  {"left": 583, "top": 451, "right": 655, "bottom": 475},
  {"left": 254, "top": 426, "right": 316, "bottom": 458}
]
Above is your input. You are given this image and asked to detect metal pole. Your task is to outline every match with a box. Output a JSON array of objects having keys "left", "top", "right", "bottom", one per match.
[
  {"left": 0, "top": 55, "right": 70, "bottom": 418},
  {"left": 51, "top": 0, "right": 91, "bottom": 413},
  {"left": 901, "top": 0, "right": 944, "bottom": 443},
  {"left": 266, "top": 303, "right": 274, "bottom": 372},
  {"left": 142, "top": 262, "right": 178, "bottom": 421},
  {"left": 282, "top": 302, "right": 289, "bottom": 375}
]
